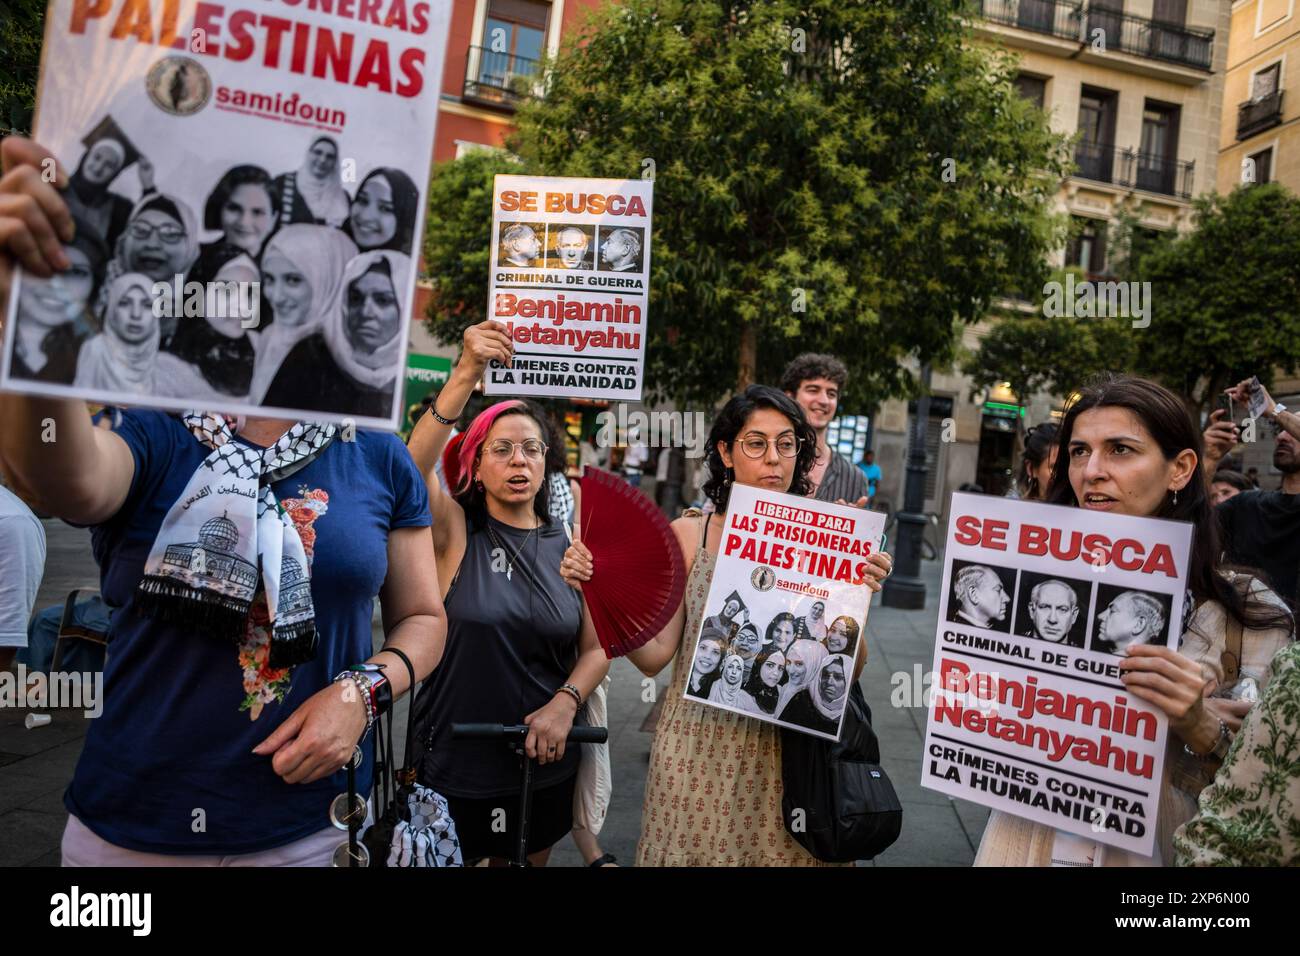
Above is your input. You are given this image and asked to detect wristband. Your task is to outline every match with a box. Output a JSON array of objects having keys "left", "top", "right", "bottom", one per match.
[
  {"left": 556, "top": 683, "right": 582, "bottom": 708},
  {"left": 332, "top": 672, "right": 375, "bottom": 735},
  {"left": 1184, "top": 718, "right": 1231, "bottom": 761},
  {"left": 430, "top": 405, "right": 456, "bottom": 426}
]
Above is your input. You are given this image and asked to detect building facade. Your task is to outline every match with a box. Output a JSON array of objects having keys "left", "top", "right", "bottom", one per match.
[{"left": 870, "top": 0, "right": 1232, "bottom": 517}]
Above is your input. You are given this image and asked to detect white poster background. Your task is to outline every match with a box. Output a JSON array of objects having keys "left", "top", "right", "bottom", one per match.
[
  {"left": 683, "top": 484, "right": 886, "bottom": 741},
  {"left": 1, "top": 0, "right": 451, "bottom": 430},
  {"left": 484, "top": 174, "right": 652, "bottom": 401},
  {"left": 920, "top": 493, "right": 1194, "bottom": 857}
]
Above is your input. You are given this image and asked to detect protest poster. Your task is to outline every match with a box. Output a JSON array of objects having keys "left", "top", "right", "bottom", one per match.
[
  {"left": 682, "top": 483, "right": 886, "bottom": 741},
  {"left": 920, "top": 492, "right": 1194, "bottom": 857},
  {"left": 483, "top": 175, "right": 652, "bottom": 401},
  {"left": 0, "top": 0, "right": 452, "bottom": 430}
]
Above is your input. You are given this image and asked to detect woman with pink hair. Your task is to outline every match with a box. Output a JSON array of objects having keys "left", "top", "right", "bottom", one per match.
[{"left": 405, "top": 319, "right": 608, "bottom": 866}]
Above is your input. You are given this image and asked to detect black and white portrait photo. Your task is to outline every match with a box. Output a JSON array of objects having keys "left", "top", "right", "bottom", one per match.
[
  {"left": 1089, "top": 584, "right": 1172, "bottom": 656},
  {"left": 597, "top": 225, "right": 644, "bottom": 272},
  {"left": 548, "top": 224, "right": 594, "bottom": 270},
  {"left": 1012, "top": 572, "right": 1090, "bottom": 649},
  {"left": 947, "top": 560, "right": 1015, "bottom": 633},
  {"left": 497, "top": 222, "right": 542, "bottom": 268}
]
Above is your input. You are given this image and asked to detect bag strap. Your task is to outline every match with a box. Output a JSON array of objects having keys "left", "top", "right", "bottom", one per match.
[{"left": 378, "top": 645, "right": 418, "bottom": 784}]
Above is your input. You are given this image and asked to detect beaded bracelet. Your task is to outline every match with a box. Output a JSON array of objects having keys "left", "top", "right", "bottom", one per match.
[
  {"left": 332, "top": 672, "right": 375, "bottom": 736},
  {"left": 557, "top": 683, "right": 583, "bottom": 707}
]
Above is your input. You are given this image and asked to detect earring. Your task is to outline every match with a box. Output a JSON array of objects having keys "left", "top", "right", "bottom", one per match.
[
  {"left": 476, "top": 478, "right": 484, "bottom": 492},
  {"left": 1172, "top": 489, "right": 1178, "bottom": 506},
  {"left": 725, "top": 467, "right": 734, "bottom": 485}
]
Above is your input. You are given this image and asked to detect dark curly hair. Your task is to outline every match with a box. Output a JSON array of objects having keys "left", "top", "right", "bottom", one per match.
[
  {"left": 778, "top": 353, "right": 848, "bottom": 394},
  {"left": 703, "top": 385, "right": 817, "bottom": 511},
  {"left": 203, "top": 164, "right": 279, "bottom": 231},
  {"left": 1017, "top": 421, "right": 1059, "bottom": 499}
]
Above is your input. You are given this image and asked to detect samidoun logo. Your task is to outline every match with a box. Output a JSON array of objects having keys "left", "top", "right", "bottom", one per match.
[
  {"left": 50, "top": 886, "right": 151, "bottom": 936},
  {"left": 146, "top": 56, "right": 212, "bottom": 116}
]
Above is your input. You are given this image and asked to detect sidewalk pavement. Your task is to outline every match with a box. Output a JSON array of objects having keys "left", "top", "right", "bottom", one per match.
[{"left": 1, "top": 521, "right": 987, "bottom": 866}]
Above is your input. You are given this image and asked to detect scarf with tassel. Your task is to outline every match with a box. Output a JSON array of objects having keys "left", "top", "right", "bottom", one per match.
[{"left": 135, "top": 412, "right": 336, "bottom": 668}]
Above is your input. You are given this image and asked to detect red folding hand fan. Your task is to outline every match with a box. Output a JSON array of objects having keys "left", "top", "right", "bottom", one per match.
[{"left": 577, "top": 466, "right": 686, "bottom": 658}]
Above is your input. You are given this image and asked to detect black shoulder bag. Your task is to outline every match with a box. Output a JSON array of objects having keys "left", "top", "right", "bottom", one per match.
[{"left": 780, "top": 683, "right": 903, "bottom": 863}]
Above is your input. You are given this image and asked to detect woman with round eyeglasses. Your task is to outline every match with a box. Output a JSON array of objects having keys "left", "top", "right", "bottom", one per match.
[
  {"left": 560, "top": 384, "right": 894, "bottom": 866},
  {"left": 405, "top": 319, "right": 608, "bottom": 866}
]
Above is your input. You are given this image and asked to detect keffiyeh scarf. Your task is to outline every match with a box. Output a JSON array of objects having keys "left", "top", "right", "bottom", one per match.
[{"left": 135, "top": 412, "right": 337, "bottom": 667}]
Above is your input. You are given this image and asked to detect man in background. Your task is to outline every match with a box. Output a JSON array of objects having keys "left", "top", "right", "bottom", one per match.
[
  {"left": 858, "top": 449, "right": 882, "bottom": 505},
  {"left": 780, "top": 353, "right": 870, "bottom": 506}
]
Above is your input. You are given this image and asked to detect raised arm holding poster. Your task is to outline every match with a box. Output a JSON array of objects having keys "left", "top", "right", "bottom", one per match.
[
  {"left": 920, "top": 492, "right": 1193, "bottom": 858},
  {"left": 1, "top": 0, "right": 452, "bottom": 430},
  {"left": 682, "top": 483, "right": 885, "bottom": 740},
  {"left": 483, "top": 174, "right": 652, "bottom": 401}
]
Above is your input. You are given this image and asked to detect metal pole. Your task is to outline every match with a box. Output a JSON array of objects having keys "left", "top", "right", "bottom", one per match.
[{"left": 882, "top": 363, "right": 932, "bottom": 610}]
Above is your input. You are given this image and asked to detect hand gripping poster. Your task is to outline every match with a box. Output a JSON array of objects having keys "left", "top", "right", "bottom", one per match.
[
  {"left": 483, "top": 174, "right": 652, "bottom": 401},
  {"left": 1, "top": 0, "right": 452, "bottom": 430},
  {"left": 682, "top": 484, "right": 886, "bottom": 741},
  {"left": 920, "top": 493, "right": 1194, "bottom": 859}
]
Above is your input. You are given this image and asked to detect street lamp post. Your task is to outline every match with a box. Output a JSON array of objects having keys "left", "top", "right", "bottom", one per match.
[{"left": 882, "top": 363, "right": 932, "bottom": 610}]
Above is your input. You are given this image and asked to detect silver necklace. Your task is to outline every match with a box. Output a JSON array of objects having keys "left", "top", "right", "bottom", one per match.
[{"left": 490, "top": 517, "right": 539, "bottom": 582}]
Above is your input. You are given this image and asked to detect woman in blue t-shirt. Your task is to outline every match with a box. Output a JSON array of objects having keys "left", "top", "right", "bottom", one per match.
[
  {"left": 407, "top": 320, "right": 609, "bottom": 866},
  {"left": 0, "top": 136, "right": 448, "bottom": 865}
]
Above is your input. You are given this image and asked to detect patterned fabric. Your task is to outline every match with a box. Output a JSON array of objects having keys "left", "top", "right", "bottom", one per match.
[
  {"left": 814, "top": 451, "right": 870, "bottom": 505},
  {"left": 135, "top": 412, "right": 336, "bottom": 668},
  {"left": 1174, "top": 641, "right": 1300, "bottom": 866},
  {"left": 635, "top": 511, "right": 848, "bottom": 867},
  {"left": 975, "top": 573, "right": 1294, "bottom": 866},
  {"left": 385, "top": 784, "right": 464, "bottom": 867},
  {"left": 548, "top": 471, "right": 575, "bottom": 525}
]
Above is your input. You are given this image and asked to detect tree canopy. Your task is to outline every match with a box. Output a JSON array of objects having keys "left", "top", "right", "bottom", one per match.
[
  {"left": 963, "top": 184, "right": 1300, "bottom": 415},
  {"left": 423, "top": 0, "right": 1069, "bottom": 407}
]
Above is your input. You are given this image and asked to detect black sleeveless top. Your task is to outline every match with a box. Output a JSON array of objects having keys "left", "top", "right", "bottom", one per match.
[{"left": 414, "top": 512, "right": 585, "bottom": 798}]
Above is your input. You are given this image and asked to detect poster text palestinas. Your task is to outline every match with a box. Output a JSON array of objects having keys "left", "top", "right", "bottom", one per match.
[
  {"left": 1, "top": 0, "right": 451, "bottom": 429},
  {"left": 485, "top": 175, "right": 653, "bottom": 401},
  {"left": 920, "top": 494, "right": 1193, "bottom": 858},
  {"left": 683, "top": 485, "right": 885, "bottom": 742}
]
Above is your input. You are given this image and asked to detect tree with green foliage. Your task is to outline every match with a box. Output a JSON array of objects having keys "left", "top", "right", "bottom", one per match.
[
  {"left": 423, "top": 0, "right": 1069, "bottom": 407},
  {"left": 964, "top": 184, "right": 1300, "bottom": 415}
]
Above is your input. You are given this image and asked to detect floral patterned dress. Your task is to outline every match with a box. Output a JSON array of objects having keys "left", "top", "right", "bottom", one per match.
[{"left": 635, "top": 512, "right": 847, "bottom": 867}]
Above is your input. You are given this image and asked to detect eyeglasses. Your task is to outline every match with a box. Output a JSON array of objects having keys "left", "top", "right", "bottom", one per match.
[
  {"left": 736, "top": 435, "right": 802, "bottom": 459},
  {"left": 485, "top": 438, "right": 548, "bottom": 462},
  {"left": 128, "top": 221, "right": 186, "bottom": 244}
]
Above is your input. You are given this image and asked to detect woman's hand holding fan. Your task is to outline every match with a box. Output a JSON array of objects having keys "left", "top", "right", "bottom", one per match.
[{"left": 559, "top": 467, "right": 687, "bottom": 659}]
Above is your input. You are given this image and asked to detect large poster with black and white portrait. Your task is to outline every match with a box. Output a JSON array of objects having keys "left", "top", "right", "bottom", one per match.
[
  {"left": 682, "top": 484, "right": 885, "bottom": 741},
  {"left": 483, "top": 175, "right": 653, "bottom": 402},
  {"left": 920, "top": 493, "right": 1194, "bottom": 857},
  {"left": 0, "top": 0, "right": 452, "bottom": 430}
]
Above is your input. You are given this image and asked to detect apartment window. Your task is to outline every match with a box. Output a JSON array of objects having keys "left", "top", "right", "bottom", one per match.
[
  {"left": 1151, "top": 0, "right": 1186, "bottom": 26},
  {"left": 1253, "top": 62, "right": 1281, "bottom": 100},
  {"left": 1014, "top": 74, "right": 1047, "bottom": 109},
  {"left": 1076, "top": 87, "right": 1118, "bottom": 183},
  {"left": 484, "top": 0, "right": 549, "bottom": 66},
  {"left": 1138, "top": 101, "right": 1180, "bottom": 194},
  {"left": 1066, "top": 217, "right": 1108, "bottom": 276},
  {"left": 1248, "top": 147, "right": 1274, "bottom": 185}
]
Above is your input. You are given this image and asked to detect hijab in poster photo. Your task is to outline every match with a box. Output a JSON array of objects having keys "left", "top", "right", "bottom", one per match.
[
  {"left": 74, "top": 271, "right": 194, "bottom": 394},
  {"left": 64, "top": 115, "right": 142, "bottom": 253},
  {"left": 275, "top": 136, "right": 352, "bottom": 228},
  {"left": 249, "top": 224, "right": 359, "bottom": 404},
  {"left": 742, "top": 649, "right": 788, "bottom": 715},
  {"left": 9, "top": 217, "right": 108, "bottom": 383},
  {"left": 346, "top": 168, "right": 420, "bottom": 253}
]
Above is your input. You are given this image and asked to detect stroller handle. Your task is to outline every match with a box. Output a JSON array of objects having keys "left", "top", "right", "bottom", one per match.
[{"left": 451, "top": 723, "right": 608, "bottom": 745}]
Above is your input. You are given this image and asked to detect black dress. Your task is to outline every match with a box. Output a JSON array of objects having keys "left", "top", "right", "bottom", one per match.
[
  {"left": 260, "top": 333, "right": 393, "bottom": 417},
  {"left": 777, "top": 688, "right": 839, "bottom": 736}
]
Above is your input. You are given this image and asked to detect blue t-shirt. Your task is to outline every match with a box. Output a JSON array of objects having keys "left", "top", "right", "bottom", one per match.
[
  {"left": 66, "top": 411, "right": 430, "bottom": 855},
  {"left": 858, "top": 462, "right": 882, "bottom": 496}
]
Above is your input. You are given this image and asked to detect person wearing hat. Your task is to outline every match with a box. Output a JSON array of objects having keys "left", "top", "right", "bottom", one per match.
[
  {"left": 701, "top": 590, "right": 747, "bottom": 640},
  {"left": 64, "top": 116, "right": 151, "bottom": 252}
]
